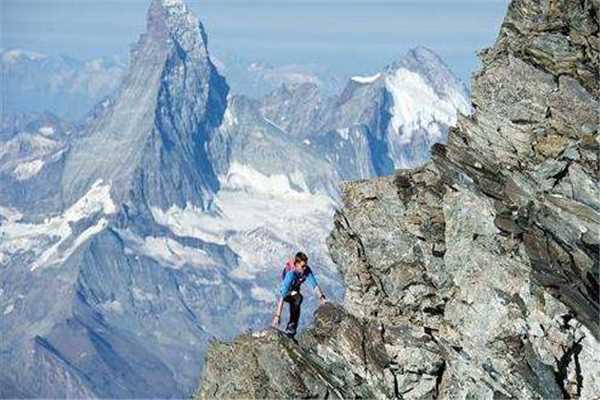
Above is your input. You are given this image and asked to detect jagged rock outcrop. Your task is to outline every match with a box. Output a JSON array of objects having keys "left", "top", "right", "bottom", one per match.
[
  {"left": 198, "top": 0, "right": 599, "bottom": 398},
  {"left": 199, "top": 304, "right": 402, "bottom": 400}
]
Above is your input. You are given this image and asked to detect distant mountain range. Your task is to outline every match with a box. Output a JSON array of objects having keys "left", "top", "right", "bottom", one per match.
[
  {"left": 213, "top": 54, "right": 345, "bottom": 97},
  {"left": 1, "top": 49, "right": 343, "bottom": 121},
  {"left": 0, "top": 0, "right": 470, "bottom": 397},
  {"left": 1, "top": 49, "right": 126, "bottom": 121}
]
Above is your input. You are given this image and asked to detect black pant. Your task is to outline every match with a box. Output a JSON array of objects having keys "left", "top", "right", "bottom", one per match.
[{"left": 283, "top": 292, "right": 303, "bottom": 335}]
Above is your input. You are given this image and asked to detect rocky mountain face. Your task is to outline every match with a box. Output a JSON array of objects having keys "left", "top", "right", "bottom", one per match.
[
  {"left": 0, "top": 112, "right": 71, "bottom": 215},
  {"left": 198, "top": 0, "right": 600, "bottom": 399},
  {"left": 258, "top": 47, "right": 471, "bottom": 177},
  {"left": 0, "top": 49, "right": 125, "bottom": 121},
  {"left": 61, "top": 0, "right": 229, "bottom": 212},
  {"left": 208, "top": 47, "right": 470, "bottom": 194}
]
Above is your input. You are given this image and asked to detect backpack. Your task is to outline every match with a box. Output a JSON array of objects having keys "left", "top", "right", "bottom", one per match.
[
  {"left": 281, "top": 260, "right": 295, "bottom": 281},
  {"left": 281, "top": 260, "right": 312, "bottom": 290}
]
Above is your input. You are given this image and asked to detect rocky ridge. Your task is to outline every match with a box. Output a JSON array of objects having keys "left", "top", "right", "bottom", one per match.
[{"left": 198, "top": 0, "right": 600, "bottom": 398}]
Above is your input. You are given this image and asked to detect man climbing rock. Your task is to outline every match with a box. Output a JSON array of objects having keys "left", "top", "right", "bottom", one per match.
[{"left": 272, "top": 252, "right": 327, "bottom": 337}]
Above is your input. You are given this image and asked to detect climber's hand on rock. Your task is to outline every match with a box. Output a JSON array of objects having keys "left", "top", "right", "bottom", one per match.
[{"left": 272, "top": 314, "right": 280, "bottom": 328}]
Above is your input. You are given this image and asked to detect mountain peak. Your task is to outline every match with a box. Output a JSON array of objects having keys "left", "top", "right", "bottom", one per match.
[
  {"left": 61, "top": 0, "right": 228, "bottom": 211},
  {"left": 407, "top": 46, "right": 443, "bottom": 62},
  {"left": 385, "top": 47, "right": 448, "bottom": 76},
  {"left": 149, "top": 0, "right": 189, "bottom": 18},
  {"left": 146, "top": 0, "right": 207, "bottom": 47}
]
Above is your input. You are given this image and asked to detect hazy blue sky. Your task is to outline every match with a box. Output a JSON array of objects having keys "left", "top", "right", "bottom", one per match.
[{"left": 2, "top": 0, "right": 510, "bottom": 82}]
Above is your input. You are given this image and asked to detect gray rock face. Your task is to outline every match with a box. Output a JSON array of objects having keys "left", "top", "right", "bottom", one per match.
[
  {"left": 198, "top": 0, "right": 599, "bottom": 399},
  {"left": 199, "top": 304, "right": 396, "bottom": 400},
  {"left": 61, "top": 0, "right": 228, "bottom": 212}
]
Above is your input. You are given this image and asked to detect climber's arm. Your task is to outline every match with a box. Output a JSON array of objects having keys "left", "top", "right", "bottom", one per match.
[
  {"left": 306, "top": 272, "right": 326, "bottom": 304},
  {"left": 272, "top": 297, "right": 285, "bottom": 327},
  {"left": 272, "top": 271, "right": 294, "bottom": 327}
]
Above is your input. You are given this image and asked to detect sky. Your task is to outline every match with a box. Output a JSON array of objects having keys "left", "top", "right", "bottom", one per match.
[{"left": 1, "top": 0, "right": 510, "bottom": 82}]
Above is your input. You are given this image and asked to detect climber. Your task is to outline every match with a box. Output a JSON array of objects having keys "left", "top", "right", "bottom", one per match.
[{"left": 271, "top": 251, "right": 327, "bottom": 337}]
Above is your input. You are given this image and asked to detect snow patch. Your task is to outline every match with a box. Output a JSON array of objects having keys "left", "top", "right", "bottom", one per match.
[
  {"left": 152, "top": 203, "right": 226, "bottom": 245},
  {"left": 0, "top": 180, "right": 115, "bottom": 271},
  {"left": 219, "top": 161, "right": 309, "bottom": 197},
  {"left": 143, "top": 237, "right": 214, "bottom": 269},
  {"left": 122, "top": 232, "right": 217, "bottom": 269},
  {"left": 162, "top": 0, "right": 184, "bottom": 6},
  {"left": 223, "top": 107, "right": 238, "bottom": 127},
  {"left": 103, "top": 300, "right": 124, "bottom": 314},
  {"left": 13, "top": 160, "right": 45, "bottom": 181},
  {"left": 57, "top": 180, "right": 117, "bottom": 222},
  {"left": 190, "top": 275, "right": 222, "bottom": 286},
  {"left": 223, "top": 162, "right": 300, "bottom": 197},
  {"left": 31, "top": 218, "right": 109, "bottom": 271},
  {"left": 3, "top": 304, "right": 14, "bottom": 315},
  {"left": 38, "top": 126, "right": 55, "bottom": 136},
  {"left": 337, "top": 128, "right": 350, "bottom": 141},
  {"left": 351, "top": 73, "right": 381, "bottom": 84},
  {"left": 0, "top": 206, "right": 23, "bottom": 223},
  {"left": 385, "top": 68, "right": 470, "bottom": 142}
]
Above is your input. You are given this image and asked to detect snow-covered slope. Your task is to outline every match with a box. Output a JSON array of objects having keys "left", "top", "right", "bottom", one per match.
[{"left": 382, "top": 47, "right": 471, "bottom": 167}]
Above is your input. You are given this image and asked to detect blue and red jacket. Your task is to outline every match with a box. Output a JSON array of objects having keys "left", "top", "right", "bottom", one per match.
[{"left": 279, "top": 260, "right": 318, "bottom": 297}]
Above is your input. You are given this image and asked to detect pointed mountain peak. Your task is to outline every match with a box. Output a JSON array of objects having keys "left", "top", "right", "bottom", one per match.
[
  {"left": 385, "top": 47, "right": 446, "bottom": 75},
  {"left": 383, "top": 47, "right": 469, "bottom": 102},
  {"left": 62, "top": 0, "right": 228, "bottom": 212},
  {"left": 146, "top": 0, "right": 207, "bottom": 47},
  {"left": 148, "top": 0, "right": 192, "bottom": 19},
  {"left": 406, "top": 46, "right": 443, "bottom": 63}
]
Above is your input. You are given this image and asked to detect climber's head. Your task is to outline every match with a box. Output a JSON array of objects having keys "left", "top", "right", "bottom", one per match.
[{"left": 294, "top": 251, "right": 308, "bottom": 271}]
